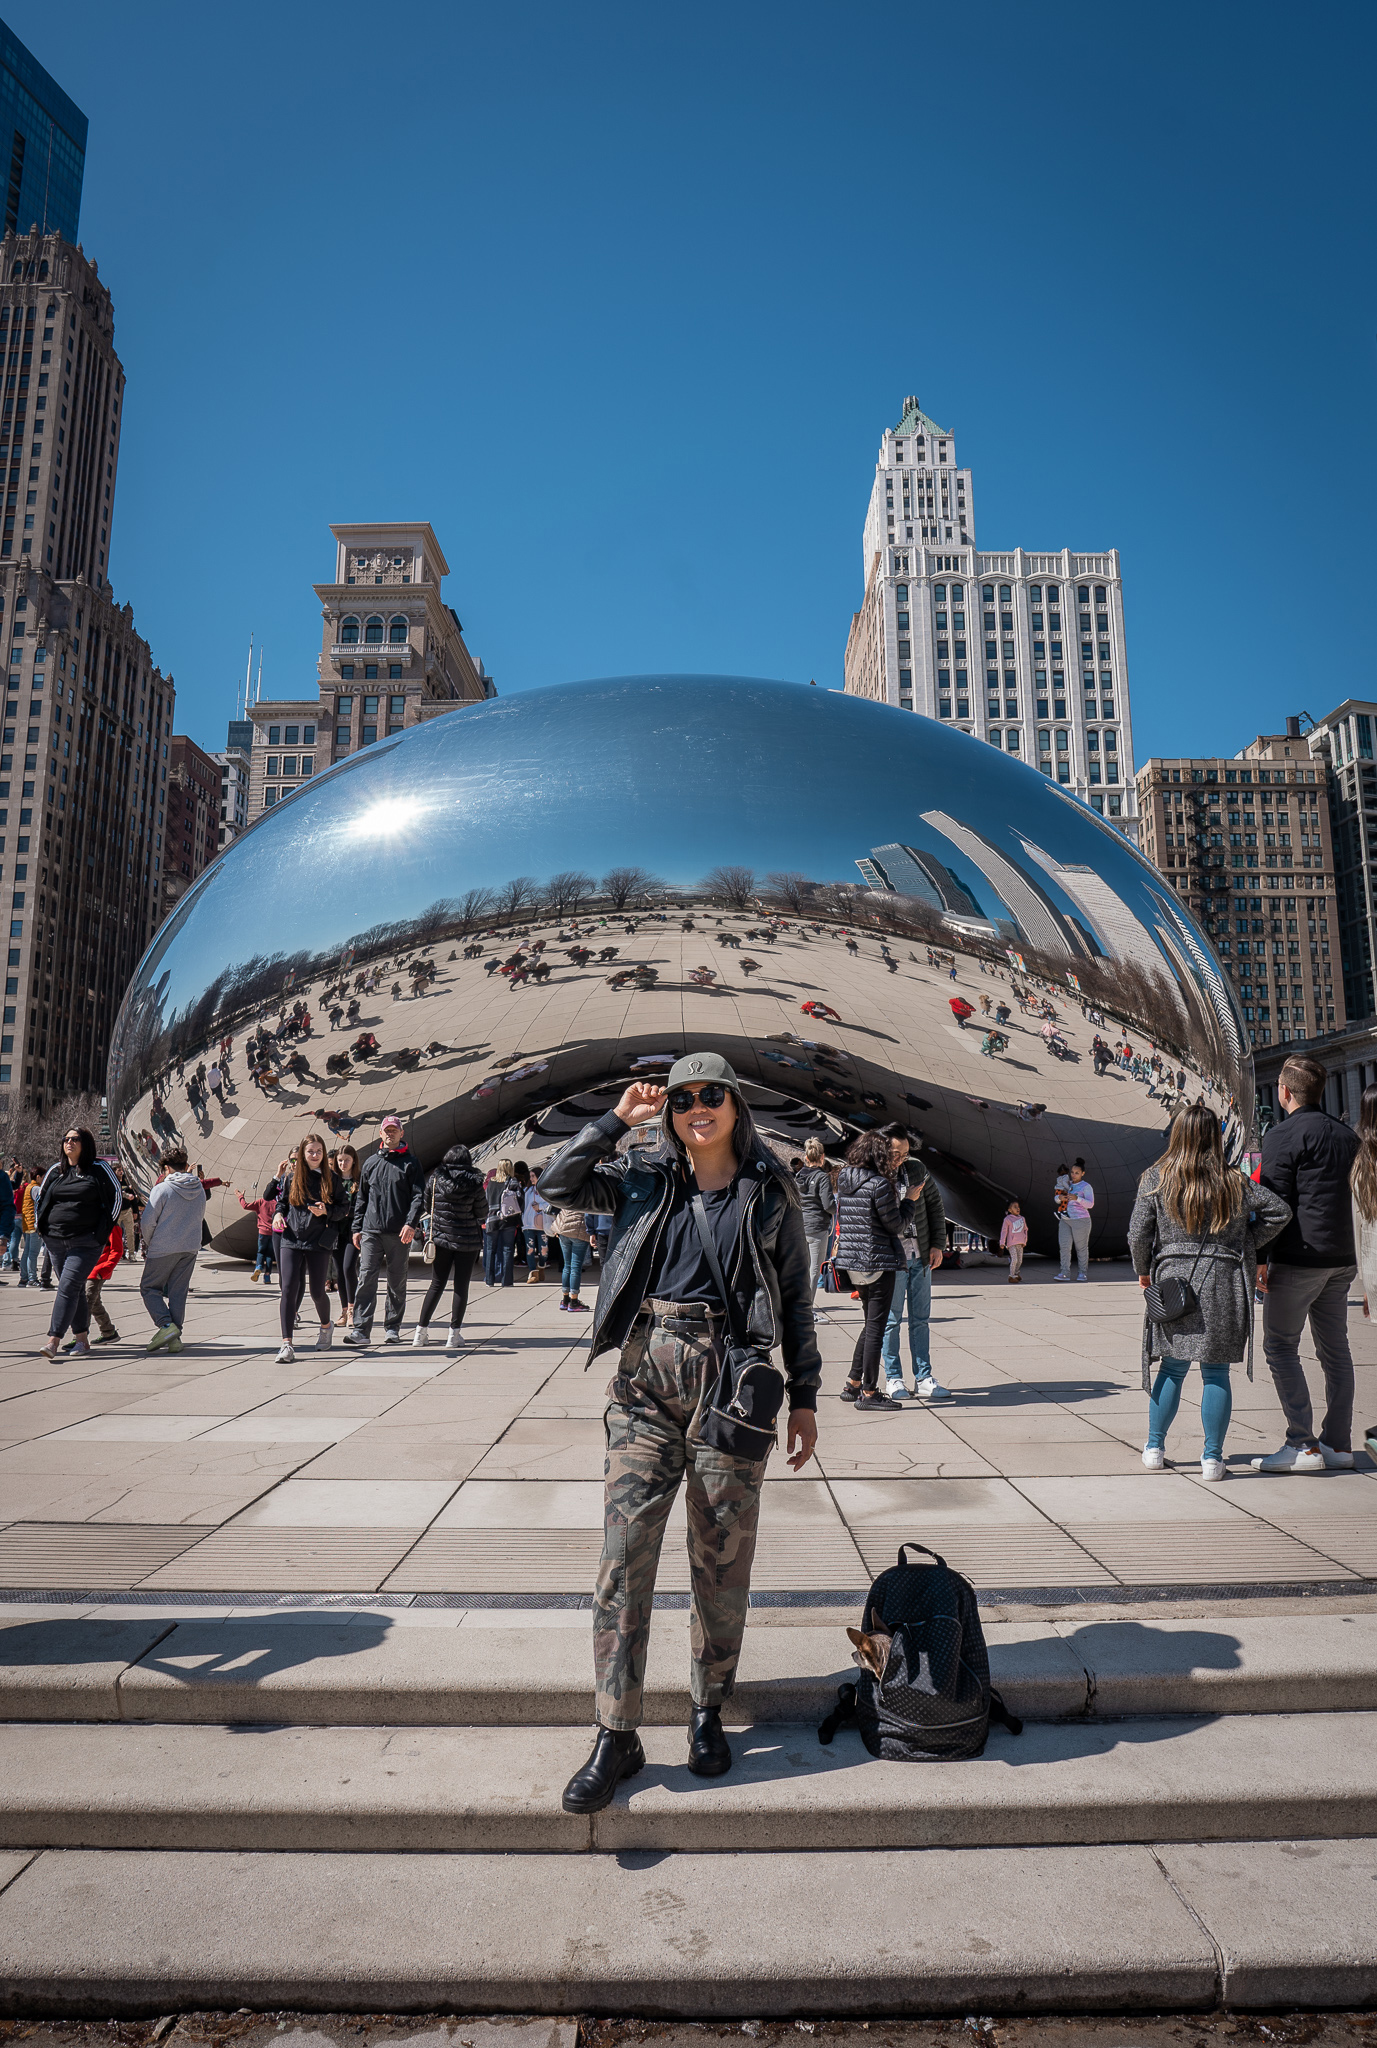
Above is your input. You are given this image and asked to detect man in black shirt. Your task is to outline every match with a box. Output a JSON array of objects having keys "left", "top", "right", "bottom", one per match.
[{"left": 1254, "top": 1053, "right": 1360, "bottom": 1473}]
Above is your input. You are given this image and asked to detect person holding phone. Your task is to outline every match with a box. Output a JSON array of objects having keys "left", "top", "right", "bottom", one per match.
[
  {"left": 274, "top": 1133, "right": 349, "bottom": 1363},
  {"left": 538, "top": 1052, "right": 820, "bottom": 1814}
]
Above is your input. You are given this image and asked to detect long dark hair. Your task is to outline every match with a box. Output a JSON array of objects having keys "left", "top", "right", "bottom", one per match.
[
  {"left": 289, "top": 1134, "right": 336, "bottom": 1210},
  {"left": 1352, "top": 1084, "right": 1377, "bottom": 1224},
  {"left": 845, "top": 1129, "right": 898, "bottom": 1178},
  {"left": 1157, "top": 1102, "right": 1244, "bottom": 1235},
  {"left": 60, "top": 1128, "right": 97, "bottom": 1173}
]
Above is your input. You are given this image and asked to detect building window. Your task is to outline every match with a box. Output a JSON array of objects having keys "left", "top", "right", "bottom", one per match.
[
  {"left": 264, "top": 789, "right": 277, "bottom": 807},
  {"left": 336, "top": 726, "right": 350, "bottom": 746},
  {"left": 301, "top": 756, "right": 313, "bottom": 776},
  {"left": 364, "top": 616, "right": 384, "bottom": 644},
  {"left": 340, "top": 617, "right": 359, "bottom": 644},
  {"left": 337, "top": 697, "right": 353, "bottom": 717},
  {"left": 340, "top": 663, "right": 354, "bottom": 679},
  {"left": 389, "top": 616, "right": 408, "bottom": 643},
  {"left": 281, "top": 756, "right": 297, "bottom": 776},
  {"left": 268, "top": 726, "right": 280, "bottom": 745},
  {"left": 303, "top": 724, "right": 315, "bottom": 744},
  {"left": 363, "top": 695, "right": 379, "bottom": 714},
  {"left": 266, "top": 755, "right": 279, "bottom": 775},
  {"left": 389, "top": 695, "right": 405, "bottom": 717},
  {"left": 362, "top": 725, "right": 377, "bottom": 745}
]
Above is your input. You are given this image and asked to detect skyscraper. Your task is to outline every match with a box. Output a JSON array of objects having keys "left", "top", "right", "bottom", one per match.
[
  {"left": 0, "top": 226, "right": 171, "bottom": 1111},
  {"left": 0, "top": 22, "right": 86, "bottom": 243},
  {"left": 843, "top": 395, "right": 1138, "bottom": 835}
]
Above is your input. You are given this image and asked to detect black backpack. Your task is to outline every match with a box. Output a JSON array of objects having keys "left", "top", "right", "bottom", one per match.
[{"left": 818, "top": 1542, "right": 1022, "bottom": 1761}]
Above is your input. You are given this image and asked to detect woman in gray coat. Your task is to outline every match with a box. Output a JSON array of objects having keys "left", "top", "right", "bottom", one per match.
[{"left": 1129, "top": 1102, "right": 1290, "bottom": 1480}]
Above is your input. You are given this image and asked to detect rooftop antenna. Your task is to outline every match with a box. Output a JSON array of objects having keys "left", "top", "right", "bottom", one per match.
[
  {"left": 241, "top": 634, "right": 253, "bottom": 721},
  {"left": 255, "top": 647, "right": 263, "bottom": 703}
]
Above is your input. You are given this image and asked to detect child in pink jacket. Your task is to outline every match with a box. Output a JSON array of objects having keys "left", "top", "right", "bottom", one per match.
[
  {"left": 236, "top": 1184, "right": 279, "bottom": 1282},
  {"left": 999, "top": 1200, "right": 1028, "bottom": 1283}
]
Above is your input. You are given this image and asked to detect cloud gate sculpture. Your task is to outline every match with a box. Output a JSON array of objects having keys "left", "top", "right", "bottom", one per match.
[{"left": 108, "top": 677, "right": 1251, "bottom": 1261}]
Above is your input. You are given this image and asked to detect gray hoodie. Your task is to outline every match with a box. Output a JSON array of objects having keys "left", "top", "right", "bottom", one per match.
[{"left": 140, "top": 1171, "right": 208, "bottom": 1259}]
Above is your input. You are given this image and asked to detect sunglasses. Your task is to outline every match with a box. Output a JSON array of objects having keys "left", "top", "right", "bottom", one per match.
[{"left": 667, "top": 1083, "right": 728, "bottom": 1115}]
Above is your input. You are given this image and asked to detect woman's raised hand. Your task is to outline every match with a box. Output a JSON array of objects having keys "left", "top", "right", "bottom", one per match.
[{"left": 614, "top": 1081, "right": 666, "bottom": 1127}]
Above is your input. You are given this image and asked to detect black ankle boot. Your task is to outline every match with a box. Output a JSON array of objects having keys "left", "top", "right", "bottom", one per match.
[
  {"left": 687, "top": 1704, "right": 733, "bottom": 1777},
  {"left": 561, "top": 1726, "right": 645, "bottom": 1814}
]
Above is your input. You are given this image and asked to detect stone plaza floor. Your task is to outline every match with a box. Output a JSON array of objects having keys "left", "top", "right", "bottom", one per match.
[{"left": 2, "top": 1250, "right": 1377, "bottom": 1609}]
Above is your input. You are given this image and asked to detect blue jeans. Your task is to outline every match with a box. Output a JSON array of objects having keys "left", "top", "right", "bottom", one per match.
[
  {"left": 18, "top": 1230, "right": 38, "bottom": 1284},
  {"left": 881, "top": 1260, "right": 932, "bottom": 1382},
  {"left": 559, "top": 1237, "right": 586, "bottom": 1295},
  {"left": 1147, "top": 1357, "right": 1233, "bottom": 1461},
  {"left": 484, "top": 1224, "right": 516, "bottom": 1286}
]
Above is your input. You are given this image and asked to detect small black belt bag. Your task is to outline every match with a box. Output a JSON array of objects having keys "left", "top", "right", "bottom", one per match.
[
  {"left": 688, "top": 1192, "right": 787, "bottom": 1459},
  {"left": 1143, "top": 1239, "right": 1208, "bottom": 1325}
]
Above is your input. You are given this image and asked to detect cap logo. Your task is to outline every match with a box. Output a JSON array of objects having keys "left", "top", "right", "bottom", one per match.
[{"left": 688, "top": 1059, "right": 702, "bottom": 1073}]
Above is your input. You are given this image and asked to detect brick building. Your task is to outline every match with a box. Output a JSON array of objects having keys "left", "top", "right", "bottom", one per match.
[
  {"left": 1135, "top": 727, "right": 1343, "bottom": 1051},
  {"left": 163, "top": 733, "right": 218, "bottom": 907}
]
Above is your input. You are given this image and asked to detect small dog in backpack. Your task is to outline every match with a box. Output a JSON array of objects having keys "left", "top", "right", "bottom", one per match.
[{"left": 846, "top": 1626, "right": 893, "bottom": 1679}]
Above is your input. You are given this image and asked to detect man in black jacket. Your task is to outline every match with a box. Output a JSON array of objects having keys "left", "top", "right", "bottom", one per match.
[
  {"left": 342, "top": 1115, "right": 426, "bottom": 1348},
  {"left": 1254, "top": 1053, "right": 1359, "bottom": 1472}
]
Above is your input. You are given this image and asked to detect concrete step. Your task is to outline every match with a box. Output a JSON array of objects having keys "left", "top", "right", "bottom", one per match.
[
  {"left": 5, "top": 1610, "right": 1377, "bottom": 1725},
  {"left": 3, "top": 1839, "right": 1377, "bottom": 2015},
  {"left": 2, "top": 1709, "right": 1375, "bottom": 1852}
]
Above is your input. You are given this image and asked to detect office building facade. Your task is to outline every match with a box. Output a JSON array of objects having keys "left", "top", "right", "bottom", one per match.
[
  {"left": 216, "top": 719, "right": 251, "bottom": 851},
  {"left": 162, "top": 734, "right": 218, "bottom": 908},
  {"left": 0, "top": 22, "right": 86, "bottom": 243},
  {"left": 843, "top": 396, "right": 1137, "bottom": 832},
  {"left": 1304, "top": 701, "right": 1377, "bottom": 1023},
  {"left": 244, "top": 522, "right": 495, "bottom": 825},
  {"left": 0, "top": 228, "right": 172, "bottom": 1111},
  {"left": 1135, "top": 728, "right": 1342, "bottom": 1049}
]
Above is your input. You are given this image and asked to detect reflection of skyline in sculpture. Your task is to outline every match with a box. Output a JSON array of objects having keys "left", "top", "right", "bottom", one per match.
[
  {"left": 107, "top": 676, "right": 1251, "bottom": 1260},
  {"left": 857, "top": 843, "right": 994, "bottom": 934}
]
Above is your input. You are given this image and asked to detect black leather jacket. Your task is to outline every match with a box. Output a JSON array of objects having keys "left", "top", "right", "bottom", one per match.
[{"left": 538, "top": 1111, "right": 822, "bottom": 1410}]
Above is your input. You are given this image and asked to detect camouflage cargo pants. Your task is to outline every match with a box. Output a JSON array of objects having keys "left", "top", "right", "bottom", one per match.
[{"left": 594, "top": 1311, "right": 767, "bottom": 1731}]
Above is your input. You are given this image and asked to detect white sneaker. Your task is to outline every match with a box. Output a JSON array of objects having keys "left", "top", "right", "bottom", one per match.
[
  {"left": 884, "top": 1378, "right": 909, "bottom": 1401},
  {"left": 445, "top": 1329, "right": 464, "bottom": 1353},
  {"left": 341, "top": 1329, "right": 370, "bottom": 1349},
  {"left": 315, "top": 1323, "right": 333, "bottom": 1350},
  {"left": 383, "top": 1329, "right": 401, "bottom": 1346},
  {"left": 1251, "top": 1442, "right": 1326, "bottom": 1473},
  {"left": 912, "top": 1376, "right": 953, "bottom": 1402},
  {"left": 276, "top": 1342, "right": 296, "bottom": 1364},
  {"left": 412, "top": 1325, "right": 430, "bottom": 1347},
  {"left": 1320, "top": 1443, "right": 1356, "bottom": 1470},
  {"left": 1200, "top": 1457, "right": 1227, "bottom": 1481},
  {"left": 1142, "top": 1445, "right": 1165, "bottom": 1470}
]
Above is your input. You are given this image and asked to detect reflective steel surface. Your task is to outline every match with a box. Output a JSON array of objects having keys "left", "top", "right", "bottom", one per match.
[{"left": 108, "top": 677, "right": 1251, "bottom": 1258}]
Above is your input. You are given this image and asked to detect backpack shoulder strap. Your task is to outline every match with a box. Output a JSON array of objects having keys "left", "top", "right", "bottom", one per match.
[
  {"left": 818, "top": 1682, "right": 858, "bottom": 1746},
  {"left": 988, "top": 1686, "right": 1023, "bottom": 1736}
]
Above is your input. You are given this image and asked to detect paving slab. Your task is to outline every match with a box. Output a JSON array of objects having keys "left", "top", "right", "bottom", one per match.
[
  {"left": 1157, "top": 1838, "right": 1377, "bottom": 2008},
  {"left": 2, "top": 1711, "right": 1373, "bottom": 1854},
  {"left": 0, "top": 1842, "right": 1218, "bottom": 2014},
  {"left": 1061, "top": 1612, "right": 1377, "bottom": 1715}
]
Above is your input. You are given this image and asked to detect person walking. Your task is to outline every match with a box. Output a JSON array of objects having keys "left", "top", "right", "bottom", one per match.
[
  {"left": 551, "top": 1204, "right": 591, "bottom": 1311},
  {"left": 999, "top": 1200, "right": 1028, "bottom": 1282},
  {"left": 76, "top": 1219, "right": 125, "bottom": 1345},
  {"left": 1132, "top": 1102, "right": 1290, "bottom": 1480},
  {"left": 835, "top": 1129, "right": 910, "bottom": 1411},
  {"left": 343, "top": 1115, "right": 426, "bottom": 1349},
  {"left": 137, "top": 1147, "right": 209, "bottom": 1353},
  {"left": 34, "top": 1129, "right": 123, "bottom": 1358},
  {"left": 413, "top": 1143, "right": 487, "bottom": 1349},
  {"left": 538, "top": 1053, "right": 820, "bottom": 1814},
  {"left": 1057, "top": 1160, "right": 1094, "bottom": 1280},
  {"left": 523, "top": 1175, "right": 553, "bottom": 1283},
  {"left": 16, "top": 1171, "right": 39, "bottom": 1287},
  {"left": 1253, "top": 1053, "right": 1361, "bottom": 1472},
  {"left": 274, "top": 1134, "right": 349, "bottom": 1362},
  {"left": 794, "top": 1137, "right": 835, "bottom": 1289},
  {"left": 877, "top": 1123, "right": 951, "bottom": 1402},
  {"left": 236, "top": 1184, "right": 279, "bottom": 1282},
  {"left": 483, "top": 1158, "right": 522, "bottom": 1287},
  {"left": 332, "top": 1145, "right": 361, "bottom": 1327}
]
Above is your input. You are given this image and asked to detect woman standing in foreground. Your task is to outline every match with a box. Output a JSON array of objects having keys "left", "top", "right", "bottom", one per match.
[
  {"left": 1130, "top": 1102, "right": 1290, "bottom": 1479},
  {"left": 538, "top": 1052, "right": 820, "bottom": 1814}
]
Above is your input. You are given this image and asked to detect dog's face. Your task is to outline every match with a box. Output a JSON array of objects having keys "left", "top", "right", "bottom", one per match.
[{"left": 846, "top": 1625, "right": 893, "bottom": 1679}]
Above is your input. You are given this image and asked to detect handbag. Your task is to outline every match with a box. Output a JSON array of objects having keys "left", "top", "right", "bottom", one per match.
[
  {"left": 422, "top": 1173, "right": 437, "bottom": 1265},
  {"left": 688, "top": 1191, "right": 787, "bottom": 1459},
  {"left": 1143, "top": 1236, "right": 1208, "bottom": 1325}
]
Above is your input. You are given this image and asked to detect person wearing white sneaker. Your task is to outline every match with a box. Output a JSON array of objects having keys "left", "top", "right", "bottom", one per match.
[
  {"left": 1130, "top": 1102, "right": 1290, "bottom": 1484},
  {"left": 876, "top": 1123, "right": 948, "bottom": 1403},
  {"left": 1257, "top": 1054, "right": 1362, "bottom": 1473},
  {"left": 274, "top": 1133, "right": 350, "bottom": 1363},
  {"left": 411, "top": 1144, "right": 487, "bottom": 1350}
]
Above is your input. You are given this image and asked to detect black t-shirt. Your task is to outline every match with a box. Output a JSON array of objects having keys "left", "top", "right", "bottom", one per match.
[{"left": 647, "top": 1172, "right": 745, "bottom": 1306}]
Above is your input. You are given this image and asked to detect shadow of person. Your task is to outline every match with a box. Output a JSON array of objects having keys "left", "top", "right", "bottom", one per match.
[{"left": 0, "top": 1612, "right": 395, "bottom": 1689}]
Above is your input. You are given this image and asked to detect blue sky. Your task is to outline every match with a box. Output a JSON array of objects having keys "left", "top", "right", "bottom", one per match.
[{"left": 16, "top": 0, "right": 1376, "bottom": 763}]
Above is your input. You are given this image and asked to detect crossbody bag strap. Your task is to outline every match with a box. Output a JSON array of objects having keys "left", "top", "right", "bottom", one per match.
[{"left": 689, "top": 1190, "right": 747, "bottom": 1348}]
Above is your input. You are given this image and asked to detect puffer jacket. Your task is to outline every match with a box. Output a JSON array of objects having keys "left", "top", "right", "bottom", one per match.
[
  {"left": 537, "top": 1111, "right": 822, "bottom": 1410},
  {"left": 834, "top": 1165, "right": 907, "bottom": 1274},
  {"left": 426, "top": 1151, "right": 488, "bottom": 1252},
  {"left": 275, "top": 1165, "right": 350, "bottom": 1251},
  {"left": 1129, "top": 1166, "right": 1292, "bottom": 1385}
]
